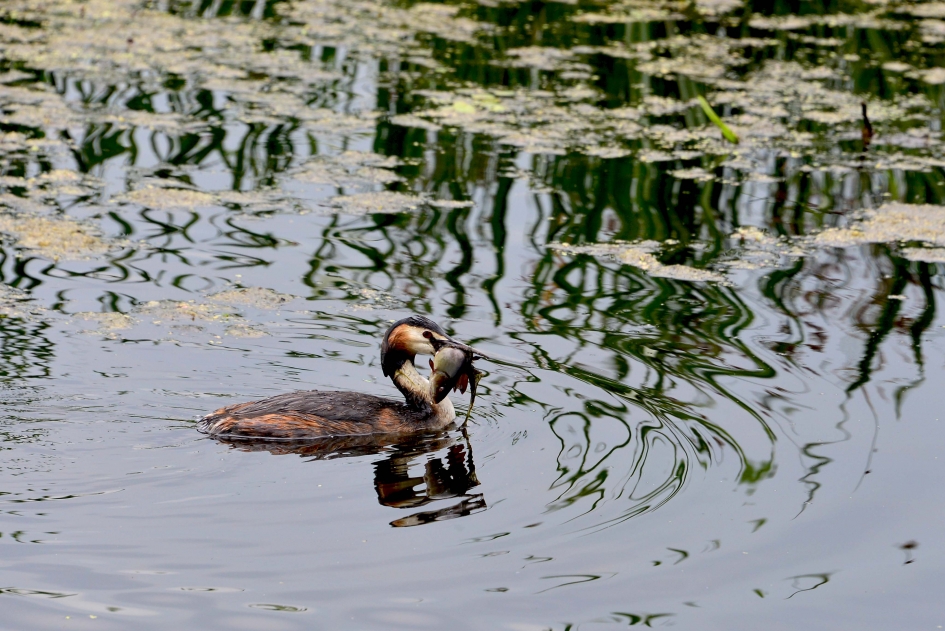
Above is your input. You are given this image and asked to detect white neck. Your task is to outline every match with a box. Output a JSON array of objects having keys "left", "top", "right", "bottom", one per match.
[{"left": 393, "top": 359, "right": 455, "bottom": 421}]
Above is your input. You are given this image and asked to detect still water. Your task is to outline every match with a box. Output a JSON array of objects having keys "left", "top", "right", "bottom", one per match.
[{"left": 1, "top": 0, "right": 944, "bottom": 628}]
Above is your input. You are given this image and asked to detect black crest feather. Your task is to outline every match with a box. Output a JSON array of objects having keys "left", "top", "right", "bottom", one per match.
[{"left": 381, "top": 316, "right": 450, "bottom": 377}]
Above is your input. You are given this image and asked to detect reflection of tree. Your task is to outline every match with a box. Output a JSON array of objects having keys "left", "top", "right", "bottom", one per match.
[
  {"left": 516, "top": 253, "right": 775, "bottom": 525},
  {"left": 0, "top": 315, "right": 54, "bottom": 382},
  {"left": 517, "top": 200, "right": 940, "bottom": 517},
  {"left": 297, "top": 202, "right": 485, "bottom": 320},
  {"left": 157, "top": 0, "right": 282, "bottom": 20},
  {"left": 207, "top": 429, "right": 484, "bottom": 527},
  {"left": 0, "top": 291, "right": 56, "bottom": 446}
]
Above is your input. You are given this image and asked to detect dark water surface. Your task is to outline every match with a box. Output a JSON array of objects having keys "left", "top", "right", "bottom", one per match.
[{"left": 1, "top": 0, "right": 944, "bottom": 628}]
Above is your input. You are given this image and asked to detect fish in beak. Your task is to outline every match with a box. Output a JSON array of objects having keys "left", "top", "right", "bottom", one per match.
[
  {"left": 429, "top": 346, "right": 468, "bottom": 403},
  {"left": 427, "top": 337, "right": 485, "bottom": 425}
]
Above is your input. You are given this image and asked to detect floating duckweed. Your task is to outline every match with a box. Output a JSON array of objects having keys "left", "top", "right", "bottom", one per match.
[
  {"left": 290, "top": 152, "right": 403, "bottom": 188},
  {"left": 347, "top": 286, "right": 401, "bottom": 311},
  {"left": 920, "top": 19, "right": 945, "bottom": 43},
  {"left": 214, "top": 190, "right": 296, "bottom": 214},
  {"left": 618, "top": 249, "right": 727, "bottom": 283},
  {"left": 209, "top": 287, "right": 296, "bottom": 310},
  {"left": 750, "top": 12, "right": 903, "bottom": 31},
  {"left": 919, "top": 67, "right": 945, "bottom": 84},
  {"left": 695, "top": 0, "right": 744, "bottom": 17},
  {"left": 0, "top": 170, "right": 102, "bottom": 199},
  {"left": 74, "top": 312, "right": 135, "bottom": 331},
  {"left": 572, "top": 6, "right": 685, "bottom": 24},
  {"left": 113, "top": 185, "right": 292, "bottom": 213},
  {"left": 902, "top": 247, "right": 945, "bottom": 263},
  {"left": 720, "top": 227, "right": 805, "bottom": 270},
  {"left": 642, "top": 95, "right": 697, "bottom": 116},
  {"left": 36, "top": 170, "right": 82, "bottom": 185},
  {"left": 0, "top": 176, "right": 29, "bottom": 189},
  {"left": 874, "top": 129, "right": 940, "bottom": 149},
  {"left": 901, "top": 3, "right": 945, "bottom": 18},
  {"left": 427, "top": 200, "right": 476, "bottom": 209},
  {"left": 93, "top": 110, "right": 198, "bottom": 133},
  {"left": 549, "top": 241, "right": 725, "bottom": 283},
  {"left": 325, "top": 191, "right": 425, "bottom": 215},
  {"left": 135, "top": 300, "right": 247, "bottom": 329},
  {"left": 2, "top": 0, "right": 945, "bottom": 329},
  {"left": 388, "top": 114, "right": 442, "bottom": 131},
  {"left": 882, "top": 61, "right": 912, "bottom": 73},
  {"left": 116, "top": 187, "right": 217, "bottom": 209},
  {"left": 0, "top": 193, "right": 53, "bottom": 214},
  {"left": 0, "top": 284, "right": 44, "bottom": 319},
  {"left": 224, "top": 324, "right": 268, "bottom": 338},
  {"left": 0, "top": 214, "right": 112, "bottom": 260},
  {"left": 814, "top": 203, "right": 945, "bottom": 248},
  {"left": 872, "top": 153, "right": 945, "bottom": 171},
  {"left": 638, "top": 150, "right": 675, "bottom": 163},
  {"left": 502, "top": 47, "right": 584, "bottom": 72},
  {"left": 749, "top": 15, "right": 815, "bottom": 30},
  {"left": 582, "top": 146, "right": 633, "bottom": 159},
  {"left": 671, "top": 167, "right": 716, "bottom": 181},
  {"left": 68, "top": 290, "right": 296, "bottom": 340},
  {"left": 284, "top": 0, "right": 486, "bottom": 49},
  {"left": 733, "top": 227, "right": 773, "bottom": 245},
  {"left": 0, "top": 0, "right": 937, "bottom": 196}
]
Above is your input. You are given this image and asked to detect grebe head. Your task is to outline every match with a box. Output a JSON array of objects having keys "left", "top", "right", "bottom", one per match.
[
  {"left": 381, "top": 315, "right": 487, "bottom": 374},
  {"left": 381, "top": 316, "right": 487, "bottom": 413},
  {"left": 381, "top": 316, "right": 453, "bottom": 378}
]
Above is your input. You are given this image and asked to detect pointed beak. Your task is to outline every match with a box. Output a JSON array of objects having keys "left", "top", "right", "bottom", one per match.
[
  {"left": 454, "top": 342, "right": 490, "bottom": 362},
  {"left": 423, "top": 329, "right": 490, "bottom": 362}
]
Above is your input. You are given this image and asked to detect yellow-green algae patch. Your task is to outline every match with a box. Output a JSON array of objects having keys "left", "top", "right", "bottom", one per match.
[
  {"left": 671, "top": 167, "right": 716, "bottom": 182},
  {"left": 69, "top": 287, "right": 298, "bottom": 340},
  {"left": 0, "top": 169, "right": 102, "bottom": 200},
  {"left": 224, "top": 323, "right": 268, "bottom": 338},
  {"left": 3, "top": 0, "right": 943, "bottom": 195},
  {"left": 131, "top": 299, "right": 261, "bottom": 341},
  {"left": 114, "top": 187, "right": 217, "bottom": 210},
  {"left": 572, "top": 4, "right": 686, "bottom": 24},
  {"left": 550, "top": 241, "right": 726, "bottom": 283},
  {"left": 814, "top": 203, "right": 945, "bottom": 248},
  {"left": 113, "top": 186, "right": 294, "bottom": 214},
  {"left": 902, "top": 247, "right": 945, "bottom": 263},
  {"left": 73, "top": 312, "right": 135, "bottom": 332},
  {"left": 209, "top": 287, "right": 297, "bottom": 310},
  {"left": 325, "top": 191, "right": 425, "bottom": 215},
  {"left": 135, "top": 300, "right": 242, "bottom": 324},
  {"left": 346, "top": 286, "right": 402, "bottom": 311},
  {"left": 0, "top": 285, "right": 45, "bottom": 319},
  {"left": 719, "top": 227, "right": 806, "bottom": 271},
  {"left": 0, "top": 214, "right": 112, "bottom": 260},
  {"left": 289, "top": 151, "right": 404, "bottom": 188}
]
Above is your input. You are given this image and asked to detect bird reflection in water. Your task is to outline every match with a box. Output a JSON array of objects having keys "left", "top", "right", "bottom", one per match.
[
  {"left": 208, "top": 429, "right": 485, "bottom": 528},
  {"left": 377, "top": 436, "right": 484, "bottom": 527}
]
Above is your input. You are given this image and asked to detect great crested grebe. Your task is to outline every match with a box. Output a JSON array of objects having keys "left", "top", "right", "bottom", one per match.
[{"left": 197, "top": 316, "right": 484, "bottom": 440}]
